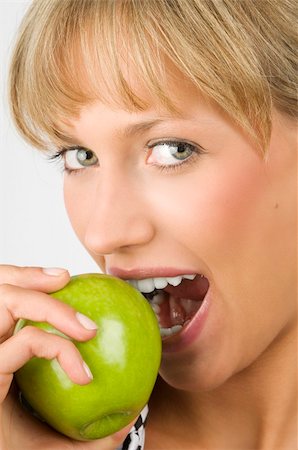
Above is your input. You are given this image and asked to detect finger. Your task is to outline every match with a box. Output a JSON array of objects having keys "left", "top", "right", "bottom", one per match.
[
  {"left": 0, "top": 283, "right": 97, "bottom": 341},
  {"left": 0, "top": 265, "right": 70, "bottom": 293},
  {"left": 0, "top": 326, "right": 93, "bottom": 402}
]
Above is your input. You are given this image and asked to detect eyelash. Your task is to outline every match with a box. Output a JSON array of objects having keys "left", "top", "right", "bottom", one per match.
[
  {"left": 48, "top": 146, "right": 86, "bottom": 175},
  {"left": 48, "top": 140, "right": 205, "bottom": 175}
]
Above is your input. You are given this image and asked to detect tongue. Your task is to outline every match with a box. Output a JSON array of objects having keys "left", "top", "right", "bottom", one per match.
[
  {"left": 169, "top": 296, "right": 185, "bottom": 326},
  {"left": 164, "top": 275, "right": 209, "bottom": 301},
  {"left": 158, "top": 295, "right": 203, "bottom": 328},
  {"left": 157, "top": 275, "right": 209, "bottom": 329}
]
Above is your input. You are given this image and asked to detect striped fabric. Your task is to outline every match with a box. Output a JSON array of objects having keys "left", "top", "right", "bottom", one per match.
[{"left": 117, "top": 405, "right": 148, "bottom": 450}]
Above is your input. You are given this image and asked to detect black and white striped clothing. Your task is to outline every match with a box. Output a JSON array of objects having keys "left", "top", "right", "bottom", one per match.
[{"left": 117, "top": 405, "right": 148, "bottom": 450}]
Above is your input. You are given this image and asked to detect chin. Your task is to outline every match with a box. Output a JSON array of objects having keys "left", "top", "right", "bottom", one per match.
[{"left": 158, "top": 354, "right": 236, "bottom": 392}]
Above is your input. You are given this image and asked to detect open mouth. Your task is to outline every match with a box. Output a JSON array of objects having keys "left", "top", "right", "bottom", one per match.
[{"left": 127, "top": 274, "right": 210, "bottom": 338}]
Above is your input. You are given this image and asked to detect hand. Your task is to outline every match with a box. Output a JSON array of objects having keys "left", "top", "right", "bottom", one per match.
[{"left": 0, "top": 265, "right": 133, "bottom": 450}]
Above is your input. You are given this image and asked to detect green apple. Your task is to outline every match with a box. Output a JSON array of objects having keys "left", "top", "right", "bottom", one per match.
[{"left": 14, "top": 273, "right": 161, "bottom": 441}]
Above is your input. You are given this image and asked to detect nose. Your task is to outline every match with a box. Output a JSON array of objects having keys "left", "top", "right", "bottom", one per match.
[{"left": 83, "top": 172, "right": 155, "bottom": 256}]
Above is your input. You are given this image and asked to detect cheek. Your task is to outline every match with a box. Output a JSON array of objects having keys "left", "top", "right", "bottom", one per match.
[
  {"left": 63, "top": 179, "right": 89, "bottom": 241},
  {"left": 151, "top": 156, "right": 267, "bottom": 258},
  {"left": 198, "top": 166, "right": 266, "bottom": 252},
  {"left": 63, "top": 177, "right": 106, "bottom": 271}
]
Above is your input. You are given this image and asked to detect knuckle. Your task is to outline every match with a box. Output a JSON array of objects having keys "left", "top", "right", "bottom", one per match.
[
  {"left": 0, "top": 264, "right": 22, "bottom": 284},
  {"left": 0, "top": 283, "right": 13, "bottom": 292},
  {"left": 55, "top": 339, "right": 81, "bottom": 364},
  {"left": 16, "top": 326, "right": 50, "bottom": 359},
  {"left": 0, "top": 284, "right": 24, "bottom": 314},
  {"left": 16, "top": 266, "right": 40, "bottom": 285},
  {"left": 0, "top": 283, "right": 15, "bottom": 297},
  {"left": 0, "top": 265, "right": 43, "bottom": 290},
  {"left": 59, "top": 336, "right": 76, "bottom": 353},
  {"left": 47, "top": 299, "right": 75, "bottom": 319},
  {"left": 17, "top": 326, "right": 73, "bottom": 350},
  {"left": 17, "top": 325, "right": 42, "bottom": 343},
  {"left": 17, "top": 265, "right": 31, "bottom": 277}
]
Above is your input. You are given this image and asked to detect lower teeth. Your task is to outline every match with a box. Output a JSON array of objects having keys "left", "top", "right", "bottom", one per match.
[
  {"left": 160, "top": 324, "right": 183, "bottom": 337},
  {"left": 151, "top": 304, "right": 161, "bottom": 314}
]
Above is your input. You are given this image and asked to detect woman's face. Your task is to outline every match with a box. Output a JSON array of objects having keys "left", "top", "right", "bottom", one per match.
[{"left": 62, "top": 78, "right": 297, "bottom": 392}]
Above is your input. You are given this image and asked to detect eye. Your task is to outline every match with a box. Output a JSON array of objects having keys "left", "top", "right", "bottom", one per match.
[
  {"left": 147, "top": 140, "right": 196, "bottom": 167},
  {"left": 64, "top": 147, "right": 98, "bottom": 171}
]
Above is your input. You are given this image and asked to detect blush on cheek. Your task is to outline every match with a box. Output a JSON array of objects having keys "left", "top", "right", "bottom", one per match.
[
  {"left": 199, "top": 159, "right": 267, "bottom": 243},
  {"left": 164, "top": 156, "right": 265, "bottom": 250}
]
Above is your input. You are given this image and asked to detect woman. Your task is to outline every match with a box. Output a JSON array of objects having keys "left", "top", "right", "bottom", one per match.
[{"left": 1, "top": 1, "right": 297, "bottom": 449}]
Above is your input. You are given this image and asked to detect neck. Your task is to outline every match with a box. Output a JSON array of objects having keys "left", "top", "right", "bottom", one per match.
[{"left": 150, "top": 320, "right": 297, "bottom": 449}]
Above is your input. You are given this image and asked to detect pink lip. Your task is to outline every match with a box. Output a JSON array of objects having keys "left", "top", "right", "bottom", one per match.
[
  {"left": 161, "top": 287, "right": 211, "bottom": 353},
  {"left": 107, "top": 266, "right": 201, "bottom": 279}
]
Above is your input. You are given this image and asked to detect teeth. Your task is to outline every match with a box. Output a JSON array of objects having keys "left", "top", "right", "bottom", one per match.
[
  {"left": 183, "top": 274, "right": 196, "bottom": 280},
  {"left": 126, "top": 273, "right": 197, "bottom": 295},
  {"left": 127, "top": 279, "right": 138, "bottom": 289},
  {"left": 160, "top": 325, "right": 183, "bottom": 337},
  {"left": 151, "top": 293, "right": 164, "bottom": 305},
  {"left": 151, "top": 304, "right": 161, "bottom": 314},
  {"left": 125, "top": 273, "right": 201, "bottom": 340},
  {"left": 153, "top": 277, "right": 168, "bottom": 289},
  {"left": 166, "top": 276, "right": 183, "bottom": 286},
  {"left": 135, "top": 278, "right": 155, "bottom": 293}
]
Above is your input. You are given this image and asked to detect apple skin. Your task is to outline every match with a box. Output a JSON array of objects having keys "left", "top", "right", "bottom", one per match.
[{"left": 14, "top": 274, "right": 161, "bottom": 441}]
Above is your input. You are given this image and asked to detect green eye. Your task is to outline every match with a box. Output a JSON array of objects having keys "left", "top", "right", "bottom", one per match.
[
  {"left": 147, "top": 141, "right": 196, "bottom": 166},
  {"left": 63, "top": 147, "right": 98, "bottom": 171},
  {"left": 76, "top": 149, "right": 97, "bottom": 166},
  {"left": 171, "top": 143, "right": 193, "bottom": 160}
]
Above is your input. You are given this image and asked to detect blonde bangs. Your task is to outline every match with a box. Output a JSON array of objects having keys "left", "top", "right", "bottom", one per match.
[
  {"left": 9, "top": 0, "right": 175, "bottom": 150},
  {"left": 9, "top": 0, "right": 297, "bottom": 151}
]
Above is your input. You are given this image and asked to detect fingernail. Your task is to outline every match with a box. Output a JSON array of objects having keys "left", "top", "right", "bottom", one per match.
[
  {"left": 82, "top": 361, "right": 93, "bottom": 380},
  {"left": 76, "top": 312, "right": 98, "bottom": 330},
  {"left": 42, "top": 267, "right": 68, "bottom": 276}
]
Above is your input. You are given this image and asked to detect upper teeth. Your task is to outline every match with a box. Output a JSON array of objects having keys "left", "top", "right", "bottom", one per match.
[{"left": 126, "top": 274, "right": 196, "bottom": 294}]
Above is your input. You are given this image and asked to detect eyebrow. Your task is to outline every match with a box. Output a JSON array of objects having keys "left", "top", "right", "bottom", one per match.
[
  {"left": 120, "top": 118, "right": 167, "bottom": 138},
  {"left": 61, "top": 115, "right": 183, "bottom": 148}
]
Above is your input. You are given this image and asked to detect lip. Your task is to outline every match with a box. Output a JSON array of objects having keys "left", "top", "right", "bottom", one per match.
[
  {"left": 161, "top": 286, "right": 211, "bottom": 353},
  {"left": 107, "top": 267, "right": 202, "bottom": 280}
]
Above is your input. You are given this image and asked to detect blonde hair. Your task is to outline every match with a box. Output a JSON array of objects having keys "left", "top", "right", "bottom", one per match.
[{"left": 9, "top": 0, "right": 297, "bottom": 151}]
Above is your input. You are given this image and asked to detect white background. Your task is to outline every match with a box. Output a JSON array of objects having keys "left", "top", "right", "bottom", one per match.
[{"left": 0, "top": 1, "right": 99, "bottom": 275}]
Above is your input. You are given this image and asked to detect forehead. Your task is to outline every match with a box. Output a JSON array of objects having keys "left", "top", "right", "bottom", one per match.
[
  {"left": 58, "top": 84, "right": 233, "bottom": 151},
  {"left": 53, "top": 51, "right": 189, "bottom": 144},
  {"left": 57, "top": 59, "right": 196, "bottom": 134}
]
